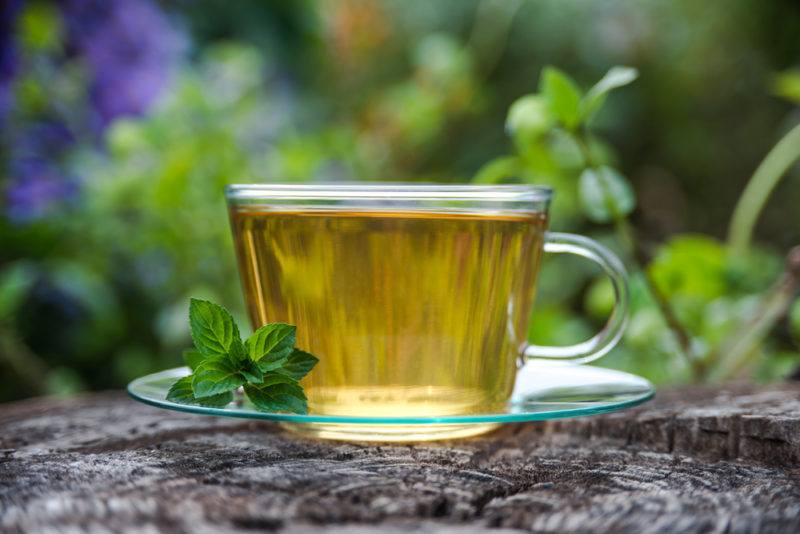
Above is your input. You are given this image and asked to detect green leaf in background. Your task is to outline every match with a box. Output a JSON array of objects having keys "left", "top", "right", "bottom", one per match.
[
  {"left": 724, "top": 245, "right": 782, "bottom": 294},
  {"left": 506, "top": 95, "right": 553, "bottom": 144},
  {"left": 0, "top": 262, "right": 37, "bottom": 320},
  {"left": 191, "top": 355, "right": 245, "bottom": 398},
  {"left": 540, "top": 66, "right": 583, "bottom": 130},
  {"left": 473, "top": 156, "right": 520, "bottom": 184},
  {"left": 771, "top": 69, "right": 800, "bottom": 104},
  {"left": 527, "top": 305, "right": 594, "bottom": 347},
  {"left": 166, "top": 376, "right": 233, "bottom": 407},
  {"left": 274, "top": 349, "right": 319, "bottom": 381},
  {"left": 189, "top": 298, "right": 241, "bottom": 358},
  {"left": 244, "top": 375, "right": 308, "bottom": 414},
  {"left": 550, "top": 130, "right": 587, "bottom": 168},
  {"left": 581, "top": 66, "right": 639, "bottom": 120},
  {"left": 246, "top": 323, "right": 296, "bottom": 363},
  {"left": 585, "top": 276, "right": 615, "bottom": 321},
  {"left": 648, "top": 235, "right": 727, "bottom": 300},
  {"left": 578, "top": 166, "right": 636, "bottom": 222}
]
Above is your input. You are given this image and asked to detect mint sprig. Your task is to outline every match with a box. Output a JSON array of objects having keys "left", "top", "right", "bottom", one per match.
[{"left": 166, "top": 299, "right": 318, "bottom": 414}]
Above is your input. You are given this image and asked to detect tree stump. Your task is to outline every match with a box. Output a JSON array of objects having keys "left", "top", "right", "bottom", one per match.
[{"left": 1, "top": 384, "right": 799, "bottom": 533}]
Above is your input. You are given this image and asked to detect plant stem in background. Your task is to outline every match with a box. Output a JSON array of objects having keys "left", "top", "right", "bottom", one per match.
[
  {"left": 708, "top": 246, "right": 800, "bottom": 382},
  {"left": 728, "top": 122, "right": 800, "bottom": 254}
]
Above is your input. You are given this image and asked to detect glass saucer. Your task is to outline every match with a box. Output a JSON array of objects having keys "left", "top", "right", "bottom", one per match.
[{"left": 127, "top": 361, "right": 654, "bottom": 442}]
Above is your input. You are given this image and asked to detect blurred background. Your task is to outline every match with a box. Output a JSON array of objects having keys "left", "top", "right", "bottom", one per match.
[{"left": 2, "top": 0, "right": 800, "bottom": 402}]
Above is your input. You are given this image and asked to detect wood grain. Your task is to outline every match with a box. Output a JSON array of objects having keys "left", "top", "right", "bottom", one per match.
[{"left": 1, "top": 384, "right": 799, "bottom": 533}]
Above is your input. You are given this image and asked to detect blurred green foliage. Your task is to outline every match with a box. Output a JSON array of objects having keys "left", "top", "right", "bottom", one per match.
[
  {"left": 481, "top": 63, "right": 800, "bottom": 383},
  {"left": 2, "top": 0, "right": 800, "bottom": 401}
]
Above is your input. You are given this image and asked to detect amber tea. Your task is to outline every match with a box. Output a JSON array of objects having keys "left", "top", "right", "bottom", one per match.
[{"left": 230, "top": 208, "right": 548, "bottom": 417}]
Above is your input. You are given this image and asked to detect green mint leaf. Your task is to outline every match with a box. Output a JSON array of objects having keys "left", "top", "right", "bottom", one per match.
[
  {"left": 256, "top": 353, "right": 291, "bottom": 373},
  {"left": 229, "top": 337, "right": 248, "bottom": 364},
  {"left": 167, "top": 376, "right": 233, "bottom": 407},
  {"left": 240, "top": 358, "right": 264, "bottom": 384},
  {"left": 246, "top": 323, "right": 296, "bottom": 363},
  {"left": 182, "top": 349, "right": 205, "bottom": 371},
  {"left": 244, "top": 375, "right": 308, "bottom": 414},
  {"left": 189, "top": 298, "right": 241, "bottom": 358},
  {"left": 578, "top": 166, "right": 636, "bottom": 223},
  {"left": 181, "top": 298, "right": 321, "bottom": 409},
  {"left": 191, "top": 355, "right": 245, "bottom": 398},
  {"left": 540, "top": 66, "right": 583, "bottom": 130},
  {"left": 580, "top": 66, "right": 638, "bottom": 121},
  {"left": 166, "top": 376, "right": 195, "bottom": 403},
  {"left": 275, "top": 348, "right": 319, "bottom": 381}
]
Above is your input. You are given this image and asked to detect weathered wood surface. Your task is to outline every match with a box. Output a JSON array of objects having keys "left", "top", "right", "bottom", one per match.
[{"left": 1, "top": 384, "right": 799, "bottom": 533}]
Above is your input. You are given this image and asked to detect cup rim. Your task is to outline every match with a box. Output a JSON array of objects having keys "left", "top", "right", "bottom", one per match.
[{"left": 225, "top": 183, "right": 553, "bottom": 204}]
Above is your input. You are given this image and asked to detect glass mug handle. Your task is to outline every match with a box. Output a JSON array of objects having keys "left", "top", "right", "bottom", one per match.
[{"left": 522, "top": 231, "right": 629, "bottom": 364}]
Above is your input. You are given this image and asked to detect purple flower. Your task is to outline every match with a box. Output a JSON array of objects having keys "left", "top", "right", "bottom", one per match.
[
  {"left": 59, "top": 0, "right": 185, "bottom": 127},
  {"left": 3, "top": 121, "right": 77, "bottom": 223},
  {"left": 14, "top": 121, "right": 75, "bottom": 158},
  {"left": 5, "top": 158, "right": 78, "bottom": 223},
  {"left": 2, "top": 0, "right": 185, "bottom": 222}
]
